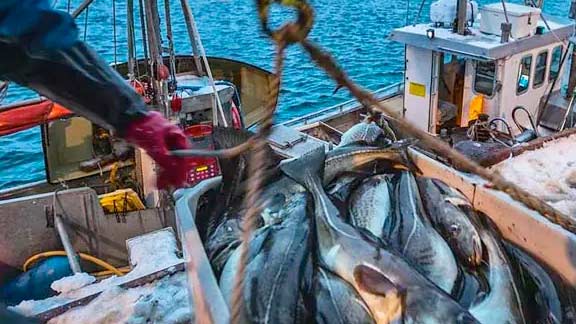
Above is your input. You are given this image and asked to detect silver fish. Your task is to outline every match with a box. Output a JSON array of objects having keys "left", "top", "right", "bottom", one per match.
[
  {"left": 504, "top": 242, "right": 562, "bottom": 324},
  {"left": 323, "top": 139, "right": 418, "bottom": 185},
  {"left": 469, "top": 217, "right": 526, "bottom": 324},
  {"left": 281, "top": 147, "right": 477, "bottom": 324},
  {"left": 260, "top": 177, "right": 307, "bottom": 226},
  {"left": 384, "top": 172, "right": 458, "bottom": 294},
  {"left": 316, "top": 268, "right": 375, "bottom": 324},
  {"left": 348, "top": 175, "right": 394, "bottom": 238},
  {"left": 338, "top": 121, "right": 384, "bottom": 147},
  {"left": 244, "top": 196, "right": 311, "bottom": 324},
  {"left": 206, "top": 217, "right": 242, "bottom": 276},
  {"left": 416, "top": 177, "right": 483, "bottom": 268}
]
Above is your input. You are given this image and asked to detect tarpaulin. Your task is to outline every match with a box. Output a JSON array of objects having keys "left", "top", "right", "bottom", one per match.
[{"left": 0, "top": 100, "right": 72, "bottom": 136}]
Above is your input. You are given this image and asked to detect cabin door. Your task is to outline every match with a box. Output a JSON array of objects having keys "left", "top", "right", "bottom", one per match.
[{"left": 438, "top": 54, "right": 466, "bottom": 130}]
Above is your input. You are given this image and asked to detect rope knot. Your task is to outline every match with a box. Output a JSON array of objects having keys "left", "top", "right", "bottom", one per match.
[{"left": 257, "top": 0, "right": 314, "bottom": 45}]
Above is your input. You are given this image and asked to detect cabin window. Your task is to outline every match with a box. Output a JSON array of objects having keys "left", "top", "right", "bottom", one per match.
[
  {"left": 474, "top": 61, "right": 496, "bottom": 97},
  {"left": 549, "top": 45, "right": 563, "bottom": 82},
  {"left": 517, "top": 55, "right": 532, "bottom": 95},
  {"left": 533, "top": 51, "right": 548, "bottom": 88}
]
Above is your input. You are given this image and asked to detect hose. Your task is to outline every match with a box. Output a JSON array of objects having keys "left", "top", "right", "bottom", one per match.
[{"left": 23, "top": 251, "right": 124, "bottom": 277}]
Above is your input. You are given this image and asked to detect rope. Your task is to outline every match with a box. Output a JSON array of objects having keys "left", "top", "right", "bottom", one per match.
[{"left": 229, "top": 41, "right": 286, "bottom": 324}]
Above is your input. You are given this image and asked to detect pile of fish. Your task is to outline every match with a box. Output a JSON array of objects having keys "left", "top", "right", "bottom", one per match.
[{"left": 201, "top": 123, "right": 571, "bottom": 324}]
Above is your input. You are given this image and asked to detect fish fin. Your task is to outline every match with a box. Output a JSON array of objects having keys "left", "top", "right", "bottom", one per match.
[
  {"left": 280, "top": 147, "right": 326, "bottom": 189},
  {"left": 353, "top": 264, "right": 402, "bottom": 297}
]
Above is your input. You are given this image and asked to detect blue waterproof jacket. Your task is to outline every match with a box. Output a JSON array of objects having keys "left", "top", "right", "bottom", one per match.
[
  {"left": 0, "top": 0, "right": 147, "bottom": 132},
  {"left": 0, "top": 0, "right": 78, "bottom": 52}
]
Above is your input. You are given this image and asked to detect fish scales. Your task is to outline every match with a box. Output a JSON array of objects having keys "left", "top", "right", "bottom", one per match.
[{"left": 349, "top": 174, "right": 393, "bottom": 239}]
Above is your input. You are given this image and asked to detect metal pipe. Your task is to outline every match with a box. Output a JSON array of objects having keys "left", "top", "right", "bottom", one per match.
[
  {"left": 71, "top": 0, "right": 95, "bottom": 18},
  {"left": 54, "top": 215, "right": 82, "bottom": 274},
  {"left": 180, "top": 0, "right": 204, "bottom": 76}
]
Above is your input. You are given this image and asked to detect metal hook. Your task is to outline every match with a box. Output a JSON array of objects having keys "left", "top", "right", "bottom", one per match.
[
  {"left": 512, "top": 106, "right": 539, "bottom": 137},
  {"left": 489, "top": 117, "right": 515, "bottom": 147}
]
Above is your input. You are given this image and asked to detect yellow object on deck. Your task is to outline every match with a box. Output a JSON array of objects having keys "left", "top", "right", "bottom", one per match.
[
  {"left": 468, "top": 94, "right": 484, "bottom": 122},
  {"left": 23, "top": 251, "right": 124, "bottom": 276},
  {"left": 98, "top": 188, "right": 146, "bottom": 214}
]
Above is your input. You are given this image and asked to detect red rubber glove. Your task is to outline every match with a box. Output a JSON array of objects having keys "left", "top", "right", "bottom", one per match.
[{"left": 123, "top": 112, "right": 191, "bottom": 190}]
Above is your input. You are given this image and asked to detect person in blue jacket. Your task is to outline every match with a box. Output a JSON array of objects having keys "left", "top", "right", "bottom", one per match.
[{"left": 0, "top": 1, "right": 195, "bottom": 321}]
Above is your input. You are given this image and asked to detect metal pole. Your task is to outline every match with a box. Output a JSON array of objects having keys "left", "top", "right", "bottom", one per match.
[
  {"left": 127, "top": 0, "right": 136, "bottom": 80},
  {"left": 54, "top": 215, "right": 82, "bottom": 273},
  {"left": 180, "top": 0, "right": 204, "bottom": 76},
  {"left": 456, "top": 0, "right": 467, "bottom": 35},
  {"left": 567, "top": 49, "right": 576, "bottom": 98},
  {"left": 71, "top": 0, "right": 95, "bottom": 18}
]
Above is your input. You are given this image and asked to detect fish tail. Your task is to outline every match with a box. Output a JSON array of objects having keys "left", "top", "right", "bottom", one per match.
[{"left": 280, "top": 147, "right": 326, "bottom": 190}]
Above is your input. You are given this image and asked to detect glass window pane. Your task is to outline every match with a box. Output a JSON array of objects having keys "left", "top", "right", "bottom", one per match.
[
  {"left": 533, "top": 51, "right": 548, "bottom": 88},
  {"left": 549, "top": 46, "right": 563, "bottom": 81},
  {"left": 517, "top": 55, "right": 532, "bottom": 95},
  {"left": 474, "top": 61, "right": 496, "bottom": 97}
]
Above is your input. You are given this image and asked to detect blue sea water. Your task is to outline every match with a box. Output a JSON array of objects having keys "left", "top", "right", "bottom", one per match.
[{"left": 0, "top": 0, "right": 568, "bottom": 190}]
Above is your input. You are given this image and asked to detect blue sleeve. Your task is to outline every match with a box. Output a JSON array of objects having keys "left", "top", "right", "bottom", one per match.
[{"left": 0, "top": 0, "right": 79, "bottom": 52}]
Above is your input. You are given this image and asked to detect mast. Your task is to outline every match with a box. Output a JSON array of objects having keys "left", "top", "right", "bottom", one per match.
[
  {"left": 180, "top": 0, "right": 205, "bottom": 76},
  {"left": 143, "top": 0, "right": 169, "bottom": 114},
  {"left": 455, "top": 0, "right": 467, "bottom": 35}
]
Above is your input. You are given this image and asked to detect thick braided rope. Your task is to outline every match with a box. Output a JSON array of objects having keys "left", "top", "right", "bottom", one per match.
[
  {"left": 229, "top": 43, "right": 286, "bottom": 324},
  {"left": 300, "top": 39, "right": 576, "bottom": 232}
]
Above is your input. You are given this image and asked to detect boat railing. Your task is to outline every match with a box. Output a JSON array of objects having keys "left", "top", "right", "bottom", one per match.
[{"left": 281, "top": 82, "right": 404, "bottom": 128}]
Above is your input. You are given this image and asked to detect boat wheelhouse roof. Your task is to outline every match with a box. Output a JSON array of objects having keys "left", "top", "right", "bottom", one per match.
[{"left": 389, "top": 14, "right": 574, "bottom": 61}]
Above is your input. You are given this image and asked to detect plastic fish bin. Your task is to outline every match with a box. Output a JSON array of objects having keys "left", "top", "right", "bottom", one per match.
[
  {"left": 173, "top": 176, "right": 230, "bottom": 324},
  {"left": 408, "top": 148, "right": 576, "bottom": 286}
]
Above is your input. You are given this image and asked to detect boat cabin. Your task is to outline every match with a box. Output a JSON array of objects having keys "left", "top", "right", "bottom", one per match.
[{"left": 389, "top": 2, "right": 575, "bottom": 135}]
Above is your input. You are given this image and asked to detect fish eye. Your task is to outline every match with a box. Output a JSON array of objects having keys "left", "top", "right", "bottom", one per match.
[{"left": 450, "top": 224, "right": 461, "bottom": 235}]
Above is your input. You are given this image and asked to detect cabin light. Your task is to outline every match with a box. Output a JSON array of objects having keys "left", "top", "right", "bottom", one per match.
[{"left": 426, "top": 29, "right": 435, "bottom": 40}]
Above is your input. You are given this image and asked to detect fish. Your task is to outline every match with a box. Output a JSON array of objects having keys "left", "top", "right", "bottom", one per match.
[
  {"left": 205, "top": 217, "right": 242, "bottom": 277},
  {"left": 504, "top": 242, "right": 562, "bottom": 324},
  {"left": 416, "top": 177, "right": 483, "bottom": 268},
  {"left": 209, "top": 127, "right": 281, "bottom": 235},
  {"left": 348, "top": 174, "right": 394, "bottom": 238},
  {"left": 338, "top": 121, "right": 385, "bottom": 147},
  {"left": 384, "top": 171, "right": 459, "bottom": 294},
  {"left": 316, "top": 267, "right": 375, "bottom": 324},
  {"left": 468, "top": 216, "right": 526, "bottom": 324},
  {"left": 281, "top": 147, "right": 478, "bottom": 324},
  {"left": 323, "top": 139, "right": 418, "bottom": 185},
  {"left": 327, "top": 173, "right": 367, "bottom": 218},
  {"left": 259, "top": 176, "right": 307, "bottom": 226},
  {"left": 242, "top": 192, "right": 312, "bottom": 324},
  {"left": 451, "top": 268, "right": 489, "bottom": 308}
]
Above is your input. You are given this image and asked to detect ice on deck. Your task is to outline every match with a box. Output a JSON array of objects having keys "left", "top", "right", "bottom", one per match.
[
  {"left": 11, "top": 229, "right": 193, "bottom": 323},
  {"left": 494, "top": 134, "right": 576, "bottom": 217}
]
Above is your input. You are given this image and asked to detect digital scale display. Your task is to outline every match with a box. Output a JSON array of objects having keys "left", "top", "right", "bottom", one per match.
[{"left": 184, "top": 124, "right": 221, "bottom": 185}]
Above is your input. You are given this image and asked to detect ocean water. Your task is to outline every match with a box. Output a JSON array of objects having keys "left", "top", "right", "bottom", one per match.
[{"left": 0, "top": 0, "right": 568, "bottom": 190}]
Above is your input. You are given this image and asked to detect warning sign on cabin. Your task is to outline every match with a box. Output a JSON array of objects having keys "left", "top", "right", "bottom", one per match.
[{"left": 409, "top": 82, "right": 426, "bottom": 97}]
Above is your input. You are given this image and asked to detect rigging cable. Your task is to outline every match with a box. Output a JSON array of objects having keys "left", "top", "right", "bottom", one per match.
[
  {"left": 412, "top": 0, "right": 427, "bottom": 26},
  {"left": 138, "top": 0, "right": 151, "bottom": 78},
  {"left": 83, "top": 5, "right": 90, "bottom": 42},
  {"left": 112, "top": 0, "right": 118, "bottom": 70}
]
